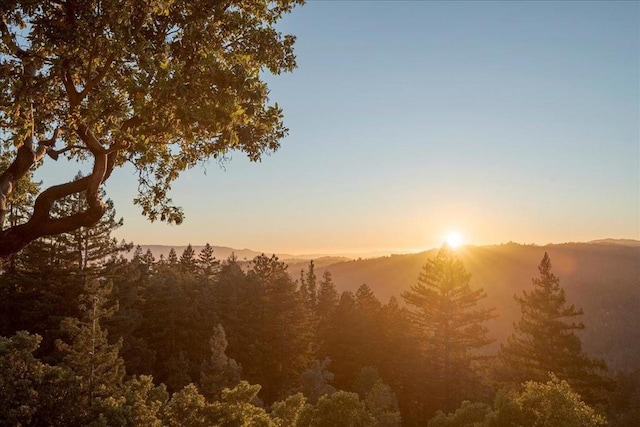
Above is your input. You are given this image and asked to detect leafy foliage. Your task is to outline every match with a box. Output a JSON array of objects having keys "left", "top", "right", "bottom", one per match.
[
  {"left": 0, "top": 332, "right": 83, "bottom": 425},
  {"left": 489, "top": 375, "right": 606, "bottom": 427},
  {"left": 429, "top": 375, "right": 606, "bottom": 427},
  {"left": 0, "top": 0, "right": 303, "bottom": 256}
]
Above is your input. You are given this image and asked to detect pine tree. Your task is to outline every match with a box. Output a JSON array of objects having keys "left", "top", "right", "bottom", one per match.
[
  {"left": 378, "top": 296, "right": 423, "bottom": 424},
  {"left": 199, "top": 324, "right": 242, "bottom": 401},
  {"left": 51, "top": 172, "right": 131, "bottom": 274},
  {"left": 197, "top": 243, "right": 220, "bottom": 280},
  {"left": 138, "top": 267, "right": 194, "bottom": 392},
  {"left": 103, "top": 247, "right": 155, "bottom": 377},
  {"left": 402, "top": 245, "right": 495, "bottom": 412},
  {"left": 167, "top": 248, "right": 178, "bottom": 265},
  {"left": 306, "top": 260, "right": 318, "bottom": 309},
  {"left": 299, "top": 268, "right": 309, "bottom": 302},
  {"left": 179, "top": 244, "right": 197, "bottom": 273},
  {"left": 353, "top": 284, "right": 384, "bottom": 369},
  {"left": 56, "top": 279, "right": 125, "bottom": 408},
  {"left": 499, "top": 252, "right": 609, "bottom": 404},
  {"left": 322, "top": 291, "right": 362, "bottom": 390},
  {"left": 316, "top": 271, "right": 339, "bottom": 347},
  {"left": 1, "top": 175, "right": 130, "bottom": 360},
  {"left": 142, "top": 249, "right": 156, "bottom": 273},
  {"left": 244, "top": 254, "right": 313, "bottom": 402}
]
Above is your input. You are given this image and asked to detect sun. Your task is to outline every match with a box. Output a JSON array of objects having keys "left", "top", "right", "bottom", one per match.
[{"left": 445, "top": 231, "right": 464, "bottom": 249}]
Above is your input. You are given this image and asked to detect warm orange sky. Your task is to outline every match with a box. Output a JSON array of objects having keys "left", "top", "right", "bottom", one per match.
[{"left": 37, "top": 2, "right": 640, "bottom": 256}]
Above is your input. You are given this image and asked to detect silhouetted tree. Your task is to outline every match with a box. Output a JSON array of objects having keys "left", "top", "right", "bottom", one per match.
[
  {"left": 243, "top": 254, "right": 313, "bottom": 401},
  {"left": 179, "top": 244, "right": 197, "bottom": 273},
  {"left": 197, "top": 243, "right": 220, "bottom": 280},
  {"left": 499, "top": 252, "right": 610, "bottom": 404},
  {"left": 402, "top": 246, "right": 495, "bottom": 413}
]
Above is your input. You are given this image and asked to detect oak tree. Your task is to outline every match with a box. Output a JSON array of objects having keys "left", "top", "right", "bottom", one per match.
[{"left": 0, "top": 0, "right": 303, "bottom": 256}]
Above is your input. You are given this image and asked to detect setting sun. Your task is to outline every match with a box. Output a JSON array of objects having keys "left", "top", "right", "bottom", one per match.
[{"left": 445, "top": 231, "right": 464, "bottom": 248}]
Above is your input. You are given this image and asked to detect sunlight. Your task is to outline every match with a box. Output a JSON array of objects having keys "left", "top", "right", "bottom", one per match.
[{"left": 445, "top": 231, "right": 464, "bottom": 249}]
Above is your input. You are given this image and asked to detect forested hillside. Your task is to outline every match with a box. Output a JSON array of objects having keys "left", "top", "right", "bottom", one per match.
[
  {"left": 1, "top": 199, "right": 638, "bottom": 425},
  {"left": 6, "top": 166, "right": 635, "bottom": 425},
  {"left": 318, "top": 242, "right": 640, "bottom": 371}
]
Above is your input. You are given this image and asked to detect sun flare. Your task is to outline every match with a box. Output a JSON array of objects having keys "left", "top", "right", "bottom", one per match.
[{"left": 445, "top": 231, "right": 464, "bottom": 249}]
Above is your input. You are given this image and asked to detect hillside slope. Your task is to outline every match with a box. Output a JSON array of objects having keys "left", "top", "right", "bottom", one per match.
[{"left": 317, "top": 242, "right": 640, "bottom": 371}]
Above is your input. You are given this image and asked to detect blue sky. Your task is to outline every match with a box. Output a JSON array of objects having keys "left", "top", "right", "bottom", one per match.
[{"left": 36, "top": 1, "right": 640, "bottom": 255}]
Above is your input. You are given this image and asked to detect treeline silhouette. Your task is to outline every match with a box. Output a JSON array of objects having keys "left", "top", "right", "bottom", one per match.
[
  {"left": 317, "top": 242, "right": 640, "bottom": 372},
  {"left": 0, "top": 241, "right": 640, "bottom": 425}
]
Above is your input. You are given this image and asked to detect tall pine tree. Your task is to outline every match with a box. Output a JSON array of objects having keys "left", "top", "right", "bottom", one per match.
[
  {"left": 499, "top": 252, "right": 609, "bottom": 404},
  {"left": 56, "top": 279, "right": 125, "bottom": 409},
  {"left": 199, "top": 324, "right": 242, "bottom": 401},
  {"left": 402, "top": 245, "right": 495, "bottom": 413}
]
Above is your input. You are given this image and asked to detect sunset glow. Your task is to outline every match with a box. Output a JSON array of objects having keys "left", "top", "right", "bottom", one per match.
[
  {"left": 86, "top": 0, "right": 637, "bottom": 256},
  {"left": 445, "top": 231, "right": 464, "bottom": 249}
]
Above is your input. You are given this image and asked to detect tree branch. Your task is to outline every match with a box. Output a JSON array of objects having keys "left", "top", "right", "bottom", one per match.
[
  {"left": 0, "top": 129, "right": 62, "bottom": 230},
  {"left": 79, "top": 52, "right": 116, "bottom": 100},
  {"left": 61, "top": 59, "right": 80, "bottom": 107},
  {"left": 0, "top": 149, "right": 118, "bottom": 258}
]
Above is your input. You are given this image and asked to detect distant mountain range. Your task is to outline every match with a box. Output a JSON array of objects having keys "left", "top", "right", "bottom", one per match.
[
  {"left": 133, "top": 239, "right": 639, "bottom": 263},
  {"left": 131, "top": 244, "right": 351, "bottom": 269},
  {"left": 587, "top": 238, "right": 640, "bottom": 246}
]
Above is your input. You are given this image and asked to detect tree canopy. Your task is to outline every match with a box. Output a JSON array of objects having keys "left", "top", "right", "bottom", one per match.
[{"left": 0, "top": 0, "right": 303, "bottom": 256}]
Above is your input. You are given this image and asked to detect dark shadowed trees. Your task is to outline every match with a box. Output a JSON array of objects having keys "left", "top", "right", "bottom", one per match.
[
  {"left": 0, "top": 332, "right": 83, "bottom": 425},
  {"left": 243, "top": 254, "right": 313, "bottom": 402},
  {"left": 0, "top": 180, "right": 129, "bottom": 359},
  {"left": 0, "top": 0, "right": 303, "bottom": 257},
  {"left": 56, "top": 279, "right": 125, "bottom": 409}
]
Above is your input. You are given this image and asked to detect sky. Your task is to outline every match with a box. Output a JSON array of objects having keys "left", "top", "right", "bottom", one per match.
[{"left": 35, "top": 1, "right": 640, "bottom": 256}]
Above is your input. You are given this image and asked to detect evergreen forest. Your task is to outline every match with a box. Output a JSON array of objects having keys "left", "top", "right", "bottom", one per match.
[
  {"left": 0, "top": 1, "right": 637, "bottom": 425},
  {"left": 0, "top": 190, "right": 638, "bottom": 426}
]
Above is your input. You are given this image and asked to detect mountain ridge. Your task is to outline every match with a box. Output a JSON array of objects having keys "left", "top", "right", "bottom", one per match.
[{"left": 131, "top": 238, "right": 639, "bottom": 261}]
